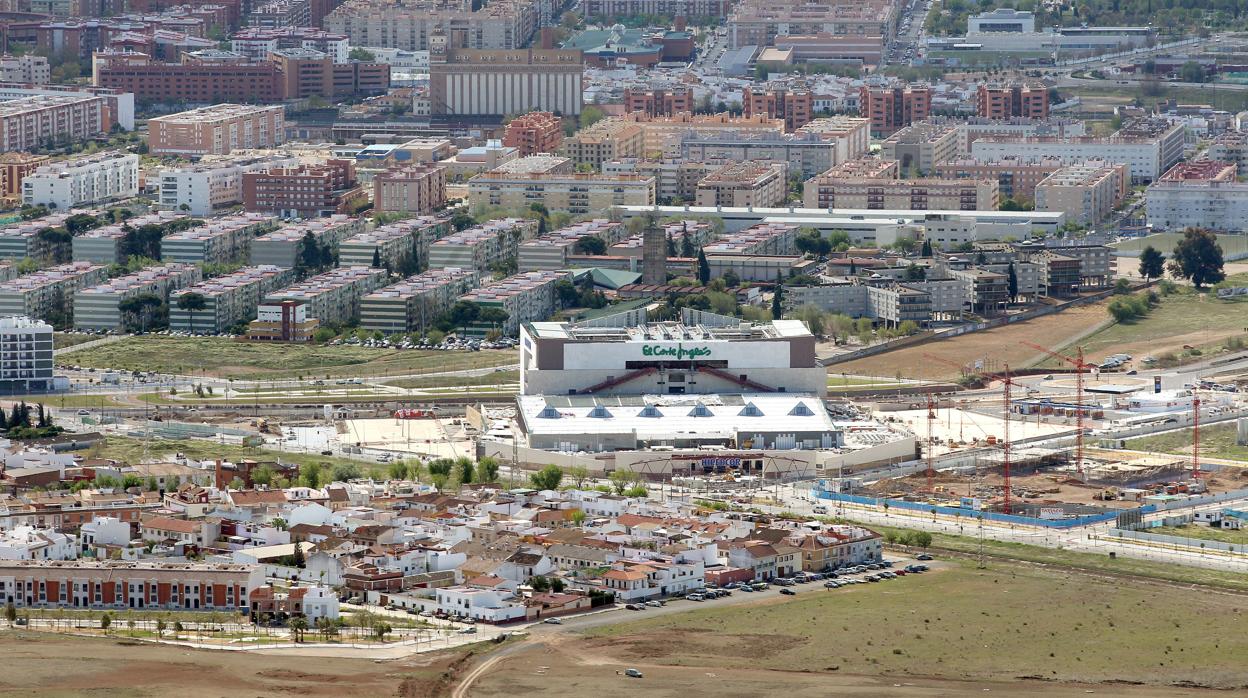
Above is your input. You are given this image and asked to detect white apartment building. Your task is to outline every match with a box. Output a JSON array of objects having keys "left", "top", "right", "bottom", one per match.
[
  {"left": 168, "top": 265, "right": 294, "bottom": 334},
  {"left": 359, "top": 267, "right": 478, "bottom": 333},
  {"left": 161, "top": 213, "right": 277, "bottom": 266},
  {"left": 73, "top": 264, "right": 203, "bottom": 331},
  {"left": 0, "top": 55, "right": 50, "bottom": 84},
  {"left": 457, "top": 270, "right": 569, "bottom": 336},
  {"left": 1145, "top": 160, "right": 1248, "bottom": 231},
  {"left": 1034, "top": 163, "right": 1128, "bottom": 226},
  {"left": 0, "top": 315, "right": 55, "bottom": 393},
  {"left": 0, "top": 526, "right": 75, "bottom": 561},
  {"left": 971, "top": 119, "right": 1185, "bottom": 183},
  {"left": 427, "top": 218, "right": 540, "bottom": 273},
  {"left": 22, "top": 152, "right": 139, "bottom": 209},
  {"left": 156, "top": 155, "right": 299, "bottom": 215}
]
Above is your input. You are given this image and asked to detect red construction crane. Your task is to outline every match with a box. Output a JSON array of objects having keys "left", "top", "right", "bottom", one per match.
[{"left": 1021, "top": 342, "right": 1095, "bottom": 477}]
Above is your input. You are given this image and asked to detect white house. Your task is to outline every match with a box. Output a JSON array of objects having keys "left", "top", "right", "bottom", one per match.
[
  {"left": 495, "top": 549, "right": 555, "bottom": 582},
  {"left": 299, "top": 586, "right": 340, "bottom": 622},
  {"left": 0, "top": 526, "right": 76, "bottom": 560},
  {"left": 79, "top": 516, "right": 131, "bottom": 554},
  {"left": 434, "top": 586, "right": 526, "bottom": 622}
]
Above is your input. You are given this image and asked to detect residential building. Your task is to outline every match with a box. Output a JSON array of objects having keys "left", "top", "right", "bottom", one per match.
[
  {"left": 785, "top": 277, "right": 966, "bottom": 325},
  {"left": 517, "top": 219, "right": 627, "bottom": 271},
  {"left": 0, "top": 262, "right": 110, "bottom": 324},
  {"left": 372, "top": 164, "right": 447, "bottom": 215},
  {"left": 969, "top": 117, "right": 1186, "bottom": 183},
  {"left": 268, "top": 48, "right": 390, "bottom": 100},
  {"left": 260, "top": 265, "right": 388, "bottom": 327},
  {"left": 880, "top": 123, "right": 959, "bottom": 175},
  {"left": 680, "top": 131, "right": 839, "bottom": 177},
  {"left": 0, "top": 526, "right": 74, "bottom": 561},
  {"left": 73, "top": 263, "right": 202, "bottom": 331},
  {"left": 976, "top": 83, "right": 1049, "bottom": 119},
  {"left": 702, "top": 222, "right": 798, "bottom": 256},
  {"left": 609, "top": 219, "right": 718, "bottom": 259},
  {"left": 695, "top": 162, "right": 788, "bottom": 208},
  {"left": 359, "top": 267, "right": 479, "bottom": 333},
  {"left": 155, "top": 154, "right": 299, "bottom": 215},
  {"left": 1145, "top": 160, "right": 1248, "bottom": 231},
  {"left": 623, "top": 112, "right": 786, "bottom": 158},
  {"left": 705, "top": 254, "right": 817, "bottom": 281},
  {"left": 468, "top": 169, "right": 655, "bottom": 214},
  {"left": 230, "top": 27, "right": 351, "bottom": 62},
  {"left": 245, "top": 299, "right": 316, "bottom": 342},
  {"left": 161, "top": 213, "right": 277, "bottom": 266},
  {"left": 0, "top": 214, "right": 75, "bottom": 261},
  {"left": 0, "top": 83, "right": 133, "bottom": 131},
  {"left": 728, "top": 0, "right": 897, "bottom": 52},
  {"left": 147, "top": 104, "right": 286, "bottom": 158},
  {"left": 859, "top": 86, "right": 931, "bottom": 136},
  {"left": 139, "top": 516, "right": 219, "bottom": 548},
  {"left": 94, "top": 55, "right": 285, "bottom": 104},
  {"left": 21, "top": 152, "right": 138, "bottom": 209},
  {"left": 788, "top": 525, "right": 883, "bottom": 571},
  {"left": 622, "top": 87, "right": 694, "bottom": 117},
  {"left": 1206, "top": 131, "right": 1248, "bottom": 176},
  {"left": 940, "top": 116, "right": 1087, "bottom": 154},
  {"left": 456, "top": 270, "right": 568, "bottom": 336},
  {"left": 0, "top": 153, "right": 50, "bottom": 207},
  {"left": 562, "top": 119, "right": 645, "bottom": 170},
  {"left": 794, "top": 116, "right": 873, "bottom": 164},
  {"left": 1034, "top": 163, "right": 1128, "bottom": 226},
  {"left": 0, "top": 559, "right": 264, "bottom": 611},
  {"left": 502, "top": 111, "right": 562, "bottom": 156},
  {"left": 602, "top": 159, "right": 717, "bottom": 204},
  {"left": 168, "top": 265, "right": 295, "bottom": 334},
  {"left": 0, "top": 55, "right": 50, "bottom": 83},
  {"left": 338, "top": 216, "right": 450, "bottom": 269},
  {"left": 584, "top": 0, "right": 730, "bottom": 19},
  {"left": 0, "top": 316, "right": 55, "bottom": 394},
  {"left": 0, "top": 95, "right": 107, "bottom": 153},
  {"left": 325, "top": 0, "right": 539, "bottom": 51},
  {"left": 723, "top": 540, "right": 798, "bottom": 580},
  {"left": 242, "top": 160, "right": 366, "bottom": 218},
  {"left": 250, "top": 215, "right": 365, "bottom": 268},
  {"left": 427, "top": 45, "right": 583, "bottom": 116},
  {"left": 948, "top": 267, "right": 1009, "bottom": 315},
  {"left": 743, "top": 84, "right": 814, "bottom": 132},
  {"left": 935, "top": 157, "right": 1064, "bottom": 203},
  {"left": 72, "top": 212, "right": 191, "bottom": 264},
  {"left": 803, "top": 172, "right": 999, "bottom": 211},
  {"left": 427, "top": 218, "right": 540, "bottom": 273}
]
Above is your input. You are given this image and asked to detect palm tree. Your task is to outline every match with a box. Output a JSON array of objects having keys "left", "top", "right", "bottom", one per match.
[
  {"left": 289, "top": 616, "right": 308, "bottom": 642},
  {"left": 176, "top": 292, "right": 207, "bottom": 335}
]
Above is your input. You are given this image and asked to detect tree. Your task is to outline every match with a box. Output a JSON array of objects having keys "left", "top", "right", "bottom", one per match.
[
  {"left": 1007, "top": 262, "right": 1018, "bottom": 301},
  {"left": 291, "top": 538, "right": 306, "bottom": 568},
  {"left": 574, "top": 236, "right": 607, "bottom": 255},
  {"left": 4, "top": 602, "right": 14, "bottom": 626},
  {"left": 118, "top": 294, "right": 165, "bottom": 333},
  {"left": 373, "top": 621, "right": 392, "bottom": 641},
  {"left": 567, "top": 464, "right": 590, "bottom": 488},
  {"left": 913, "top": 531, "right": 933, "bottom": 549},
  {"left": 530, "top": 464, "right": 563, "bottom": 490},
  {"left": 250, "top": 464, "right": 274, "bottom": 487},
  {"left": 156, "top": 618, "right": 167, "bottom": 637},
  {"left": 177, "top": 292, "right": 207, "bottom": 335},
  {"left": 920, "top": 238, "right": 933, "bottom": 257},
  {"left": 349, "top": 46, "right": 376, "bottom": 61},
  {"left": 609, "top": 469, "right": 640, "bottom": 495},
  {"left": 456, "top": 457, "right": 475, "bottom": 485},
  {"left": 1179, "top": 60, "right": 1206, "bottom": 83},
  {"left": 300, "top": 462, "right": 321, "bottom": 489},
  {"left": 771, "top": 271, "right": 784, "bottom": 319},
  {"left": 100, "top": 613, "right": 112, "bottom": 633},
  {"left": 290, "top": 616, "right": 308, "bottom": 642},
  {"left": 527, "top": 576, "right": 551, "bottom": 592},
  {"left": 372, "top": 248, "right": 382, "bottom": 268},
  {"left": 1167, "top": 228, "right": 1225, "bottom": 289},
  {"left": 696, "top": 249, "right": 710, "bottom": 286},
  {"left": 579, "top": 105, "right": 605, "bottom": 129},
  {"left": 332, "top": 462, "right": 362, "bottom": 482},
  {"left": 550, "top": 577, "right": 566, "bottom": 593},
  {"left": 1138, "top": 245, "right": 1165, "bottom": 282},
  {"left": 478, "top": 456, "right": 500, "bottom": 483}
]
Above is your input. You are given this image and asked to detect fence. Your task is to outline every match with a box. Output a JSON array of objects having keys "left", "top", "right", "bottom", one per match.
[
  {"left": 1107, "top": 527, "right": 1248, "bottom": 555},
  {"left": 812, "top": 489, "right": 1132, "bottom": 528}
]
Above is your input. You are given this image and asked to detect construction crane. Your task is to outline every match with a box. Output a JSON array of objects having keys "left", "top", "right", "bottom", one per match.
[
  {"left": 1192, "top": 394, "right": 1202, "bottom": 480},
  {"left": 924, "top": 352, "right": 1018, "bottom": 514},
  {"left": 1021, "top": 342, "right": 1095, "bottom": 478},
  {"left": 925, "top": 391, "right": 937, "bottom": 491}
]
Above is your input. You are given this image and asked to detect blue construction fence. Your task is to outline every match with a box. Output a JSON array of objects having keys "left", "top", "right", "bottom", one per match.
[{"left": 811, "top": 486, "right": 1155, "bottom": 529}]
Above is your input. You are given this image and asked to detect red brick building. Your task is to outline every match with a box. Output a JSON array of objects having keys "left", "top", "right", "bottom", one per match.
[
  {"left": 95, "top": 58, "right": 283, "bottom": 103},
  {"left": 243, "top": 159, "right": 366, "bottom": 218},
  {"left": 742, "top": 85, "right": 813, "bottom": 132},
  {"left": 502, "top": 111, "right": 562, "bottom": 156},
  {"left": 622, "top": 87, "right": 694, "bottom": 117},
  {"left": 976, "top": 83, "right": 1049, "bottom": 120},
  {"left": 269, "top": 49, "right": 390, "bottom": 100},
  {"left": 0, "top": 559, "right": 264, "bottom": 611},
  {"left": 859, "top": 86, "right": 931, "bottom": 136},
  {"left": 373, "top": 163, "right": 447, "bottom": 214}
]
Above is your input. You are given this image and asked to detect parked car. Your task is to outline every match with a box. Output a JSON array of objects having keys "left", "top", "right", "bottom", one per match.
[
  {"left": 624, "top": 668, "right": 644, "bottom": 678},
  {"left": 779, "top": 588, "right": 797, "bottom": 596},
  {"left": 916, "top": 553, "right": 933, "bottom": 561},
  {"left": 543, "top": 618, "right": 562, "bottom": 624},
  {"left": 625, "top": 603, "right": 644, "bottom": 610},
  {"left": 645, "top": 600, "right": 662, "bottom": 608}
]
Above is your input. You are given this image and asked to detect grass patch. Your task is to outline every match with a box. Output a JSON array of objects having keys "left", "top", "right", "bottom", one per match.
[
  {"left": 385, "top": 370, "right": 519, "bottom": 389},
  {"left": 78, "top": 435, "right": 386, "bottom": 474},
  {"left": 53, "top": 333, "right": 99, "bottom": 350},
  {"left": 58, "top": 336, "right": 516, "bottom": 380},
  {"left": 586, "top": 558, "right": 1248, "bottom": 687},
  {"left": 1153, "top": 524, "right": 1248, "bottom": 545},
  {"left": 6, "top": 394, "right": 130, "bottom": 409},
  {"left": 1111, "top": 231, "right": 1248, "bottom": 259},
  {"left": 1125, "top": 422, "right": 1248, "bottom": 462}
]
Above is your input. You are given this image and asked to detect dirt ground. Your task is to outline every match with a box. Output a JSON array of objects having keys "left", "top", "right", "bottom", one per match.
[{"left": 831, "top": 303, "right": 1111, "bottom": 381}]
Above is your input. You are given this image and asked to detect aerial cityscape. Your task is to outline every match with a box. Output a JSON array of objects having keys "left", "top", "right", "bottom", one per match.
[{"left": 0, "top": 0, "right": 1245, "bottom": 694}]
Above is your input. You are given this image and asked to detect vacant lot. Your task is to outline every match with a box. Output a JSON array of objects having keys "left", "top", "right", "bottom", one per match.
[
  {"left": 1048, "top": 291, "right": 1248, "bottom": 366},
  {"left": 1153, "top": 524, "right": 1248, "bottom": 545},
  {"left": 1112, "top": 232, "right": 1248, "bottom": 260},
  {"left": 576, "top": 561, "right": 1248, "bottom": 689},
  {"left": 1126, "top": 422, "right": 1248, "bottom": 462},
  {"left": 80, "top": 435, "right": 384, "bottom": 475},
  {"left": 832, "top": 302, "right": 1109, "bottom": 381},
  {"left": 52, "top": 332, "right": 98, "bottom": 350},
  {"left": 386, "top": 370, "right": 519, "bottom": 390},
  {"left": 58, "top": 336, "right": 516, "bottom": 380}
]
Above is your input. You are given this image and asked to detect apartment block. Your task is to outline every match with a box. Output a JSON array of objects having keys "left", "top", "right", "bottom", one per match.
[
  {"left": 0, "top": 94, "right": 106, "bottom": 153},
  {"left": 626, "top": 112, "right": 785, "bottom": 157},
  {"left": 325, "top": 0, "right": 539, "bottom": 50},
  {"left": 584, "top": 0, "right": 730, "bottom": 20},
  {"left": 622, "top": 87, "right": 695, "bottom": 117},
  {"left": 702, "top": 222, "right": 798, "bottom": 256},
  {"left": 859, "top": 86, "right": 931, "bottom": 136},
  {"left": 976, "top": 84, "right": 1049, "bottom": 119},
  {"left": 0, "top": 153, "right": 50, "bottom": 206},
  {"left": 518, "top": 219, "right": 627, "bottom": 271},
  {"left": 0, "top": 214, "right": 74, "bottom": 260},
  {"left": 250, "top": 215, "right": 365, "bottom": 268},
  {"left": 609, "top": 219, "right": 718, "bottom": 259},
  {"left": 242, "top": 159, "right": 366, "bottom": 218},
  {"left": 147, "top": 104, "right": 286, "bottom": 158},
  {"left": 457, "top": 270, "right": 569, "bottom": 336},
  {"left": 562, "top": 119, "right": 645, "bottom": 170},
  {"left": 73, "top": 263, "right": 202, "bottom": 331},
  {"left": 156, "top": 154, "right": 300, "bottom": 216},
  {"left": 794, "top": 116, "right": 873, "bottom": 165},
  {"left": 743, "top": 85, "right": 814, "bottom": 132},
  {"left": 0, "top": 55, "right": 50, "bottom": 84},
  {"left": 601, "top": 159, "right": 717, "bottom": 204},
  {"left": 502, "top": 111, "right": 563, "bottom": 156},
  {"left": 22, "top": 152, "right": 138, "bottom": 210},
  {"left": 695, "top": 162, "right": 788, "bottom": 208},
  {"left": 680, "top": 131, "right": 839, "bottom": 177},
  {"left": 1145, "top": 160, "right": 1247, "bottom": 231},
  {"left": 72, "top": 212, "right": 191, "bottom": 264},
  {"left": 269, "top": 49, "right": 390, "bottom": 101},
  {"left": 970, "top": 117, "right": 1186, "bottom": 183},
  {"left": 729, "top": 0, "right": 896, "bottom": 51},
  {"left": 803, "top": 173, "right": 998, "bottom": 211},
  {"left": 372, "top": 164, "right": 447, "bottom": 215},
  {"left": 359, "top": 267, "right": 479, "bottom": 334},
  {"left": 0, "top": 559, "right": 264, "bottom": 611},
  {"left": 94, "top": 55, "right": 284, "bottom": 104},
  {"left": 338, "top": 216, "right": 450, "bottom": 269},
  {"left": 1034, "top": 163, "right": 1128, "bottom": 226},
  {"left": 161, "top": 213, "right": 278, "bottom": 266},
  {"left": 230, "top": 27, "right": 351, "bottom": 62},
  {"left": 880, "top": 123, "right": 959, "bottom": 175},
  {"left": 428, "top": 218, "right": 540, "bottom": 273},
  {"left": 246, "top": 300, "right": 317, "bottom": 342},
  {"left": 260, "top": 265, "right": 388, "bottom": 327},
  {"left": 940, "top": 116, "right": 1086, "bottom": 154},
  {"left": 705, "top": 254, "right": 817, "bottom": 282},
  {"left": 786, "top": 277, "right": 965, "bottom": 327},
  {"left": 1206, "top": 131, "right": 1248, "bottom": 176},
  {"left": 468, "top": 170, "right": 655, "bottom": 215},
  {"left": 0, "top": 316, "right": 55, "bottom": 394},
  {"left": 168, "top": 265, "right": 294, "bottom": 334},
  {"left": 0, "top": 262, "right": 110, "bottom": 323},
  {"left": 935, "top": 157, "right": 1064, "bottom": 203}
]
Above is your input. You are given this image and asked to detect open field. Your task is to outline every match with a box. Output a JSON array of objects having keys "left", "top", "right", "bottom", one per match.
[
  {"left": 0, "top": 630, "right": 478, "bottom": 698},
  {"left": 466, "top": 560, "right": 1248, "bottom": 697},
  {"left": 52, "top": 333, "right": 99, "bottom": 350},
  {"left": 79, "top": 435, "right": 387, "bottom": 474},
  {"left": 1067, "top": 84, "right": 1248, "bottom": 114},
  {"left": 831, "top": 302, "right": 1110, "bottom": 380},
  {"left": 1153, "top": 524, "right": 1248, "bottom": 545},
  {"left": 1111, "top": 232, "right": 1248, "bottom": 259},
  {"left": 1039, "top": 291, "right": 1248, "bottom": 366},
  {"left": 57, "top": 336, "right": 517, "bottom": 380},
  {"left": 4, "top": 393, "right": 132, "bottom": 409},
  {"left": 1126, "top": 422, "right": 1248, "bottom": 462},
  {"left": 384, "top": 370, "right": 519, "bottom": 389}
]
